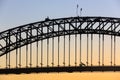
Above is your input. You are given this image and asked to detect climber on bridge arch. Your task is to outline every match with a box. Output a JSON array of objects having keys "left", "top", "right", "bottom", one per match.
[
  {"left": 79, "top": 62, "right": 86, "bottom": 67},
  {"left": 45, "top": 16, "right": 50, "bottom": 21}
]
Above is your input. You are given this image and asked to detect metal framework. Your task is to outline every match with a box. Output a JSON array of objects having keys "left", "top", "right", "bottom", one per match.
[
  {"left": 0, "top": 16, "right": 120, "bottom": 74},
  {"left": 0, "top": 16, "right": 120, "bottom": 56}
]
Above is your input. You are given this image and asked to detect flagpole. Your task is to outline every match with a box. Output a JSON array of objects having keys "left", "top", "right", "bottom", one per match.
[{"left": 76, "top": 4, "right": 79, "bottom": 16}]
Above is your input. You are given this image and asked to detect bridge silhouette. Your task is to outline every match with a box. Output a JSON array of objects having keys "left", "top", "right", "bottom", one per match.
[{"left": 0, "top": 16, "right": 120, "bottom": 74}]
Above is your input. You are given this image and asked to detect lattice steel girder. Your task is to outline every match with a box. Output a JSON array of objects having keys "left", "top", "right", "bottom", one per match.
[{"left": 0, "top": 16, "right": 120, "bottom": 56}]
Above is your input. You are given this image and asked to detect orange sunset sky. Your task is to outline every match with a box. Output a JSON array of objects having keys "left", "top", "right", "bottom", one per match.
[{"left": 1, "top": 72, "right": 120, "bottom": 80}]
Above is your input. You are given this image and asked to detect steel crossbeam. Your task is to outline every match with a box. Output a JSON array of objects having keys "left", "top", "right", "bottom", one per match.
[{"left": 0, "top": 16, "right": 120, "bottom": 57}]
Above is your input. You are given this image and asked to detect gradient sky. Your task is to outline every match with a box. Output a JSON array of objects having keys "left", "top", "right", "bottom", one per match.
[
  {"left": 0, "top": 0, "right": 120, "bottom": 80},
  {"left": 0, "top": 0, "right": 120, "bottom": 31}
]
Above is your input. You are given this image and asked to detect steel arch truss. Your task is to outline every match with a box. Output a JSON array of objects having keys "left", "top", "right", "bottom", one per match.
[{"left": 0, "top": 16, "right": 120, "bottom": 57}]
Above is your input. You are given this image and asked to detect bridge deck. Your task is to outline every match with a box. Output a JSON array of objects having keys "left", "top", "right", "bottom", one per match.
[{"left": 0, "top": 66, "right": 120, "bottom": 74}]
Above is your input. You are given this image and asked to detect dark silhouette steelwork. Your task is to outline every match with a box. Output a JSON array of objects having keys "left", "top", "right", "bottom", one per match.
[
  {"left": 0, "top": 66, "right": 120, "bottom": 74},
  {"left": 0, "top": 16, "right": 120, "bottom": 56},
  {"left": 0, "top": 16, "right": 120, "bottom": 74}
]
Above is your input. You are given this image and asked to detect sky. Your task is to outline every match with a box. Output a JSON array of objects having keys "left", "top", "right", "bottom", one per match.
[
  {"left": 0, "top": 0, "right": 120, "bottom": 80},
  {"left": 0, "top": 0, "right": 120, "bottom": 31}
]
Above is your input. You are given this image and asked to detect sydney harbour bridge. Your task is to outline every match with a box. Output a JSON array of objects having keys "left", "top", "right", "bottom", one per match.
[{"left": 0, "top": 16, "right": 120, "bottom": 74}]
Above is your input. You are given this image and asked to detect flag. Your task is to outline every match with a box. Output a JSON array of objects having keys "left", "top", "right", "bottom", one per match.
[
  {"left": 77, "top": 4, "right": 79, "bottom": 8},
  {"left": 80, "top": 8, "right": 82, "bottom": 11}
]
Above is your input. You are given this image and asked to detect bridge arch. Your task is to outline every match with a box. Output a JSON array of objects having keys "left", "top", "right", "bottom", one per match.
[
  {"left": 1, "top": 16, "right": 120, "bottom": 74},
  {"left": 0, "top": 16, "right": 120, "bottom": 56}
]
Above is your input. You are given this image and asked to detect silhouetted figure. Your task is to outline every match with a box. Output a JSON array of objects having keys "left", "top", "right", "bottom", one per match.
[
  {"left": 45, "top": 16, "right": 50, "bottom": 21},
  {"left": 80, "top": 62, "right": 86, "bottom": 67}
]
